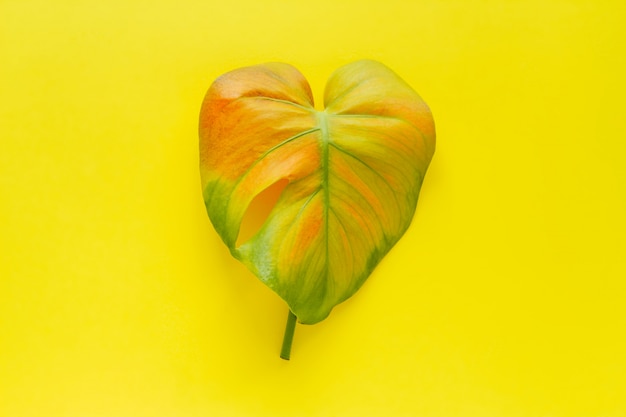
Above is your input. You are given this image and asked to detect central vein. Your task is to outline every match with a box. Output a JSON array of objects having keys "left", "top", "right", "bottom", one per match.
[{"left": 316, "top": 110, "right": 331, "bottom": 276}]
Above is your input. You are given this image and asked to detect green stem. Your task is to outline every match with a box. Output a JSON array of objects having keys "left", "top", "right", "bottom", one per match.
[{"left": 280, "top": 310, "right": 297, "bottom": 360}]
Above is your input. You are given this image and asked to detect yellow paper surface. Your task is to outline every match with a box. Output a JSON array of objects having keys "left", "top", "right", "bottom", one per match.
[{"left": 1, "top": 1, "right": 625, "bottom": 416}]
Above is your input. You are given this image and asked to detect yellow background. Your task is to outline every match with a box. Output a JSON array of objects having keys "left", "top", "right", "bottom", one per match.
[{"left": 1, "top": 1, "right": 625, "bottom": 416}]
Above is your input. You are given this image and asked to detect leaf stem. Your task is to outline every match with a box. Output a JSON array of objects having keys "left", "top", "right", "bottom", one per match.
[{"left": 280, "top": 310, "right": 297, "bottom": 360}]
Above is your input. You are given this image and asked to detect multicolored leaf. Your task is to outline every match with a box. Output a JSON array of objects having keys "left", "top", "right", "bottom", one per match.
[{"left": 199, "top": 60, "right": 435, "bottom": 325}]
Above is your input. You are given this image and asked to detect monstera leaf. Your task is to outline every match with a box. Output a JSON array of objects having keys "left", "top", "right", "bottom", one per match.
[{"left": 199, "top": 60, "right": 435, "bottom": 358}]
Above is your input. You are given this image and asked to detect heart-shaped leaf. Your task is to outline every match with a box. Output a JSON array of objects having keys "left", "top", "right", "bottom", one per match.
[{"left": 199, "top": 60, "right": 435, "bottom": 326}]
